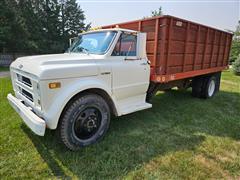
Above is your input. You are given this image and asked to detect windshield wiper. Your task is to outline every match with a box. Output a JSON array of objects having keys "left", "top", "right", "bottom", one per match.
[
  {"left": 81, "top": 48, "right": 90, "bottom": 55},
  {"left": 70, "top": 47, "right": 90, "bottom": 55}
]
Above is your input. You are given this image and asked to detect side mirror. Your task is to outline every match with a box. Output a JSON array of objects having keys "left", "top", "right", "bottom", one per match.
[{"left": 137, "top": 33, "right": 147, "bottom": 59}]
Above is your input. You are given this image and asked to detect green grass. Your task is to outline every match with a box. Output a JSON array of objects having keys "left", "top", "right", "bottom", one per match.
[
  {"left": 0, "top": 70, "right": 240, "bottom": 179},
  {"left": 0, "top": 66, "right": 9, "bottom": 72}
]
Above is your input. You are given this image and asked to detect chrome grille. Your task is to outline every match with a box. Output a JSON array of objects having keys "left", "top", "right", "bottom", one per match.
[
  {"left": 21, "top": 88, "right": 33, "bottom": 101},
  {"left": 17, "top": 74, "right": 32, "bottom": 87},
  {"left": 15, "top": 73, "right": 34, "bottom": 102},
  {"left": 11, "top": 69, "right": 41, "bottom": 112}
]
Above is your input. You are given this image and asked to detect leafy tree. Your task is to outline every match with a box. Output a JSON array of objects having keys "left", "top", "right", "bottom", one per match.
[
  {"left": 0, "top": 0, "right": 31, "bottom": 53},
  {"left": 60, "top": 0, "right": 90, "bottom": 51},
  {"left": 0, "top": 0, "right": 13, "bottom": 52},
  {"left": 235, "top": 20, "right": 240, "bottom": 36},
  {"left": 232, "top": 54, "right": 240, "bottom": 75},
  {"left": 17, "top": 0, "right": 43, "bottom": 52},
  {"left": 230, "top": 20, "right": 240, "bottom": 63},
  {"left": 0, "top": 0, "right": 89, "bottom": 54},
  {"left": 143, "top": 6, "right": 163, "bottom": 19},
  {"left": 151, "top": 7, "right": 163, "bottom": 17},
  {"left": 41, "top": 0, "right": 62, "bottom": 53}
]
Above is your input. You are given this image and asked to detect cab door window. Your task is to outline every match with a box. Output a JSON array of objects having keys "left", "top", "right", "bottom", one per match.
[{"left": 112, "top": 33, "right": 137, "bottom": 56}]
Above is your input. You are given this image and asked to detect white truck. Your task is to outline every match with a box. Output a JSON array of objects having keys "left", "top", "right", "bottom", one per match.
[
  {"left": 7, "top": 16, "right": 232, "bottom": 150},
  {"left": 8, "top": 28, "right": 151, "bottom": 150}
]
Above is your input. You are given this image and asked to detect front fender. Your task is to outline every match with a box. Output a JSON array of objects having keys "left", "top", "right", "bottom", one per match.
[{"left": 40, "top": 77, "right": 118, "bottom": 129}]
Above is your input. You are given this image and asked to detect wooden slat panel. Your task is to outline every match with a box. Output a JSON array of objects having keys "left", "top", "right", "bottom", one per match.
[
  {"left": 165, "top": 17, "right": 173, "bottom": 74},
  {"left": 221, "top": 34, "right": 228, "bottom": 66},
  {"left": 183, "top": 22, "right": 190, "bottom": 72},
  {"left": 193, "top": 26, "right": 200, "bottom": 70},
  {"left": 138, "top": 21, "right": 142, "bottom": 31},
  {"left": 216, "top": 32, "right": 222, "bottom": 67},
  {"left": 209, "top": 31, "right": 216, "bottom": 68},
  {"left": 158, "top": 20, "right": 167, "bottom": 75},
  {"left": 225, "top": 35, "right": 233, "bottom": 66},
  {"left": 153, "top": 18, "right": 159, "bottom": 74},
  {"left": 202, "top": 28, "right": 209, "bottom": 69}
]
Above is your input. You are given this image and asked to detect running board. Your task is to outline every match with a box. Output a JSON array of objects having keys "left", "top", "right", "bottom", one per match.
[{"left": 120, "top": 103, "right": 152, "bottom": 115}]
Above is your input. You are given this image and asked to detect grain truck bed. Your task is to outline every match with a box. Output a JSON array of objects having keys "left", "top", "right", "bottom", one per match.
[{"left": 102, "top": 15, "right": 232, "bottom": 83}]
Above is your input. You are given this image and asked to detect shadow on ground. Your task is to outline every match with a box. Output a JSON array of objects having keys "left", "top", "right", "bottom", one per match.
[{"left": 22, "top": 89, "right": 240, "bottom": 179}]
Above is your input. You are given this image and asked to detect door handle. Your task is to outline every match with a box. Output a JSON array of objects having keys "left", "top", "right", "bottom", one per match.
[{"left": 101, "top": 72, "right": 111, "bottom": 75}]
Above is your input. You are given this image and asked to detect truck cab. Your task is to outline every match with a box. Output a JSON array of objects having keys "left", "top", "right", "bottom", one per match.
[{"left": 7, "top": 28, "right": 152, "bottom": 150}]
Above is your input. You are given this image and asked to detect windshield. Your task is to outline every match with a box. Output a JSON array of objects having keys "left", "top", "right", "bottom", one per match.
[{"left": 68, "top": 31, "right": 116, "bottom": 54}]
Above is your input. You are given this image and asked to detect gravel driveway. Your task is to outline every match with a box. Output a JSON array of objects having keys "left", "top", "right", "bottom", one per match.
[{"left": 0, "top": 71, "right": 10, "bottom": 78}]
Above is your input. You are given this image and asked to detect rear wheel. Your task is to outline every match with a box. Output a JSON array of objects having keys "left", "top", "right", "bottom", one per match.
[
  {"left": 192, "top": 77, "right": 204, "bottom": 98},
  {"left": 202, "top": 76, "right": 217, "bottom": 98},
  {"left": 192, "top": 73, "right": 221, "bottom": 99},
  {"left": 59, "top": 93, "right": 110, "bottom": 151}
]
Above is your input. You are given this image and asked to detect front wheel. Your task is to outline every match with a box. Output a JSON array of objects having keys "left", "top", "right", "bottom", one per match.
[{"left": 59, "top": 93, "right": 110, "bottom": 151}]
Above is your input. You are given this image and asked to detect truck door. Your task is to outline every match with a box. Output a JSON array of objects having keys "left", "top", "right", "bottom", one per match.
[{"left": 110, "top": 32, "right": 150, "bottom": 101}]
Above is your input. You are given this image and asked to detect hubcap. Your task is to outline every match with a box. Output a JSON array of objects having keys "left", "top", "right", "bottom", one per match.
[
  {"left": 73, "top": 107, "right": 102, "bottom": 140},
  {"left": 208, "top": 79, "right": 215, "bottom": 97}
]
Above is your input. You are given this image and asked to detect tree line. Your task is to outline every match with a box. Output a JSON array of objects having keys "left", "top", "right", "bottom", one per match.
[
  {"left": 230, "top": 20, "right": 240, "bottom": 63},
  {"left": 0, "top": 0, "right": 90, "bottom": 54}
]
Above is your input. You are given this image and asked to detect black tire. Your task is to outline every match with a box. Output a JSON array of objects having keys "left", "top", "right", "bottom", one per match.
[
  {"left": 192, "top": 73, "right": 221, "bottom": 99},
  {"left": 59, "top": 93, "right": 110, "bottom": 151},
  {"left": 192, "top": 77, "right": 204, "bottom": 98},
  {"left": 201, "top": 76, "right": 217, "bottom": 98},
  {"left": 214, "top": 72, "right": 221, "bottom": 93}
]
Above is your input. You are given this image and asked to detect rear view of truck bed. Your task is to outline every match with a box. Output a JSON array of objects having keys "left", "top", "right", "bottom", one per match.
[{"left": 102, "top": 15, "right": 233, "bottom": 83}]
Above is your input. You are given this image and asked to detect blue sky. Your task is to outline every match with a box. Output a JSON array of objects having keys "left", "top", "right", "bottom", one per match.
[{"left": 78, "top": 0, "right": 239, "bottom": 31}]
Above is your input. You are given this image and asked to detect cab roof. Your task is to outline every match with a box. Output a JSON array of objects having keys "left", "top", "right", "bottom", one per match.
[{"left": 85, "top": 28, "right": 138, "bottom": 34}]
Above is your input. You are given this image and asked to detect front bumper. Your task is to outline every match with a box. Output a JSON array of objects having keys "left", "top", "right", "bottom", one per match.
[{"left": 7, "top": 93, "right": 46, "bottom": 136}]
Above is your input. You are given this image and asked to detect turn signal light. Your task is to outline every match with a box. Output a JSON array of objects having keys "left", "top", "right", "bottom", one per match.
[{"left": 49, "top": 82, "right": 61, "bottom": 89}]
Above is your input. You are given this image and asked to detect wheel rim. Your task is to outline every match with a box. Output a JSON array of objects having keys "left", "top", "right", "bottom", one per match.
[
  {"left": 73, "top": 107, "right": 102, "bottom": 140},
  {"left": 208, "top": 79, "right": 215, "bottom": 97}
]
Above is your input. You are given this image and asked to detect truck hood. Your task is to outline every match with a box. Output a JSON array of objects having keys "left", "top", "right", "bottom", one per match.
[{"left": 10, "top": 53, "right": 99, "bottom": 80}]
